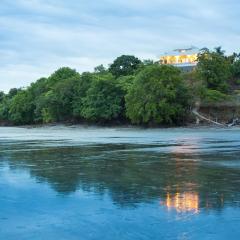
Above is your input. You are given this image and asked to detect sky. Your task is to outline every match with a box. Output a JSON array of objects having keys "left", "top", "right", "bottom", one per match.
[{"left": 0, "top": 0, "right": 240, "bottom": 92}]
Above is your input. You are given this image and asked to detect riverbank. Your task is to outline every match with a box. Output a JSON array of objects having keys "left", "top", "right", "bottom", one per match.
[{"left": 1, "top": 121, "right": 238, "bottom": 130}]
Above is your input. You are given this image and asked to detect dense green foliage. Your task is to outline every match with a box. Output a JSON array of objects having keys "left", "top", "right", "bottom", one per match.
[
  {"left": 194, "top": 47, "right": 240, "bottom": 102},
  {"left": 197, "top": 47, "right": 232, "bottom": 93},
  {"left": 125, "top": 65, "right": 190, "bottom": 125},
  {"left": 109, "top": 55, "right": 141, "bottom": 77},
  {"left": 0, "top": 48, "right": 239, "bottom": 126},
  {"left": 81, "top": 74, "right": 124, "bottom": 122}
]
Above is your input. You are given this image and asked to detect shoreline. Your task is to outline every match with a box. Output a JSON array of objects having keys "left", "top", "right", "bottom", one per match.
[{"left": 0, "top": 122, "right": 236, "bottom": 129}]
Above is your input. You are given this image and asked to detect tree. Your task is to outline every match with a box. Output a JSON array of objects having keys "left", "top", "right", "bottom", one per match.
[
  {"left": 8, "top": 88, "right": 21, "bottom": 98},
  {"left": 29, "top": 78, "right": 48, "bottom": 122},
  {"left": 0, "top": 91, "right": 5, "bottom": 103},
  {"left": 30, "top": 78, "right": 48, "bottom": 97},
  {"left": 0, "top": 98, "right": 10, "bottom": 121},
  {"left": 50, "top": 77, "right": 81, "bottom": 121},
  {"left": 109, "top": 55, "right": 141, "bottom": 77},
  {"left": 94, "top": 64, "right": 107, "bottom": 74},
  {"left": 232, "top": 60, "right": 240, "bottom": 78},
  {"left": 47, "top": 67, "right": 79, "bottom": 88},
  {"left": 197, "top": 47, "right": 232, "bottom": 93},
  {"left": 231, "top": 53, "right": 240, "bottom": 84},
  {"left": 72, "top": 72, "right": 95, "bottom": 119},
  {"left": 34, "top": 76, "right": 82, "bottom": 123},
  {"left": 32, "top": 69, "right": 82, "bottom": 123},
  {"left": 8, "top": 90, "right": 35, "bottom": 125},
  {"left": 117, "top": 75, "right": 135, "bottom": 93},
  {"left": 125, "top": 65, "right": 190, "bottom": 125},
  {"left": 81, "top": 74, "right": 124, "bottom": 122}
]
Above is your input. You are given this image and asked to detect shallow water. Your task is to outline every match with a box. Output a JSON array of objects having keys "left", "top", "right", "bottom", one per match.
[{"left": 0, "top": 126, "right": 240, "bottom": 240}]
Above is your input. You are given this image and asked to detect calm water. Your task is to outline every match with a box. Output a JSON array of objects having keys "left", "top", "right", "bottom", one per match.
[{"left": 0, "top": 126, "right": 240, "bottom": 240}]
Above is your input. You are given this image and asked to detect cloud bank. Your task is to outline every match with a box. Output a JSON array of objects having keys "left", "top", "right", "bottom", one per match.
[{"left": 0, "top": 0, "right": 240, "bottom": 92}]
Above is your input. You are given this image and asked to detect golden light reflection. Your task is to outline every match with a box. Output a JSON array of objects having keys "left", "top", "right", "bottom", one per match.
[
  {"left": 171, "top": 137, "right": 201, "bottom": 155},
  {"left": 161, "top": 192, "right": 199, "bottom": 213}
]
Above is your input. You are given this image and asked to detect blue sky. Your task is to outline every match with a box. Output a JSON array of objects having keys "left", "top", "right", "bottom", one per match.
[{"left": 1, "top": 0, "right": 240, "bottom": 92}]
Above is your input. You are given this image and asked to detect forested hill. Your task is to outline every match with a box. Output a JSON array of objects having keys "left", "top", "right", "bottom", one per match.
[{"left": 1, "top": 47, "right": 240, "bottom": 126}]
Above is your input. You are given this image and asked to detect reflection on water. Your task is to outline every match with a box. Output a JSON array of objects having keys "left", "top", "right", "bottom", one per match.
[
  {"left": 0, "top": 127, "right": 240, "bottom": 240},
  {"left": 161, "top": 192, "right": 199, "bottom": 213}
]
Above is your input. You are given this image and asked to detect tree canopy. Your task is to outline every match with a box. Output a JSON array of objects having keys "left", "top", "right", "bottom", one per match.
[
  {"left": 81, "top": 74, "right": 124, "bottom": 122},
  {"left": 125, "top": 65, "right": 190, "bottom": 125},
  {"left": 109, "top": 55, "right": 142, "bottom": 77},
  {"left": 197, "top": 47, "right": 232, "bottom": 93},
  {"left": 0, "top": 48, "right": 239, "bottom": 126}
]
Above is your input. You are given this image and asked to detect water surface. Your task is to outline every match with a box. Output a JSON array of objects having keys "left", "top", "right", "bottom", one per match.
[{"left": 0, "top": 126, "right": 240, "bottom": 240}]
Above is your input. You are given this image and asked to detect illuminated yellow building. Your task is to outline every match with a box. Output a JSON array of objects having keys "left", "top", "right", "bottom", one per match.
[{"left": 160, "top": 46, "right": 199, "bottom": 70}]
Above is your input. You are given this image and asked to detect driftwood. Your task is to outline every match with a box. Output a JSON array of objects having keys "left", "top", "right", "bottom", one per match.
[{"left": 192, "top": 108, "right": 226, "bottom": 127}]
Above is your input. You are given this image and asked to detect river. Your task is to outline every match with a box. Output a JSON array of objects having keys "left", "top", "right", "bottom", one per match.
[{"left": 0, "top": 126, "right": 240, "bottom": 239}]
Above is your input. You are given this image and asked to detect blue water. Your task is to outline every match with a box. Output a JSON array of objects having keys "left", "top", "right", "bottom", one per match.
[{"left": 0, "top": 126, "right": 240, "bottom": 240}]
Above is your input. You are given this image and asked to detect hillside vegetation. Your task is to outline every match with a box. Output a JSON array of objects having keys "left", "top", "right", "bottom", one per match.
[{"left": 1, "top": 47, "right": 240, "bottom": 126}]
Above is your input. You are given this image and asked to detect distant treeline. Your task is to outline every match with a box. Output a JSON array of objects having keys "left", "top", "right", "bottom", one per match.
[{"left": 0, "top": 47, "right": 240, "bottom": 126}]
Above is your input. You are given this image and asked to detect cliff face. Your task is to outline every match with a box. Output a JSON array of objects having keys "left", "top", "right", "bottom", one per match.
[
  {"left": 191, "top": 94, "right": 240, "bottom": 125},
  {"left": 199, "top": 106, "right": 240, "bottom": 124}
]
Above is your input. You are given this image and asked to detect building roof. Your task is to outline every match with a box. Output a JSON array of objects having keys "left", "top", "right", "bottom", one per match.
[{"left": 160, "top": 46, "right": 200, "bottom": 57}]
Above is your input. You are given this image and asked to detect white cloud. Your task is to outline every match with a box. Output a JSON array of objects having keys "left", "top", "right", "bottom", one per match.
[
  {"left": 10, "top": 0, "right": 71, "bottom": 15},
  {"left": 0, "top": 0, "right": 240, "bottom": 92}
]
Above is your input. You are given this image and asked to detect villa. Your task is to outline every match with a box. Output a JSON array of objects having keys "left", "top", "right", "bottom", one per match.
[{"left": 160, "top": 46, "right": 200, "bottom": 71}]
